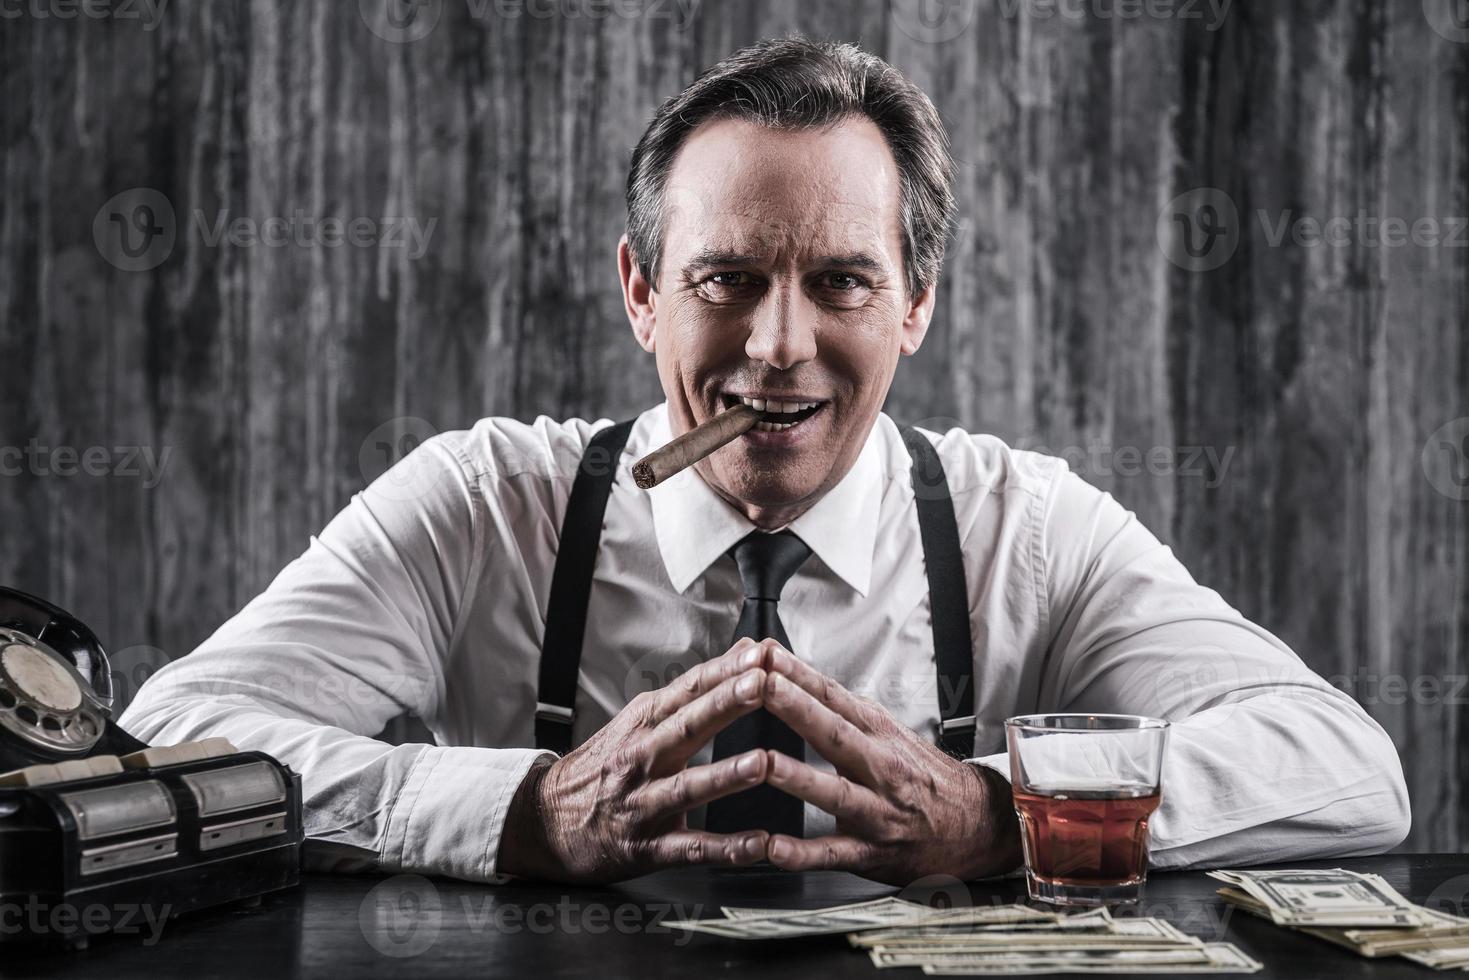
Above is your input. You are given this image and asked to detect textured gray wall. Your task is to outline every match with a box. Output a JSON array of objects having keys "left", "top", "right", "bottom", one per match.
[{"left": 1, "top": 0, "right": 1465, "bottom": 849}]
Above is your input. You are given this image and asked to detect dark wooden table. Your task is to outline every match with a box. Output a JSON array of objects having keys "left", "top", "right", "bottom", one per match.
[{"left": 3, "top": 855, "right": 1464, "bottom": 978}]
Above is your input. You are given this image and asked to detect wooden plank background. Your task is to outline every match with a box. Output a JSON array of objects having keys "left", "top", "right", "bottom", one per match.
[{"left": 1, "top": 0, "right": 1465, "bottom": 850}]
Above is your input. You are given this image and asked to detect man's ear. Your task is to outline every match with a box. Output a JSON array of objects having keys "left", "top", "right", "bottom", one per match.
[
  {"left": 899, "top": 281, "right": 937, "bottom": 355},
  {"left": 618, "top": 235, "right": 657, "bottom": 353}
]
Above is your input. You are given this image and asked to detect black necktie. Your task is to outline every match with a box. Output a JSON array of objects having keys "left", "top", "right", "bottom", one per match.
[{"left": 705, "top": 530, "right": 812, "bottom": 838}]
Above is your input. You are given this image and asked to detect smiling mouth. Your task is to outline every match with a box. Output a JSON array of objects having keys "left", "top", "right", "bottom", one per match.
[{"left": 720, "top": 393, "right": 827, "bottom": 432}]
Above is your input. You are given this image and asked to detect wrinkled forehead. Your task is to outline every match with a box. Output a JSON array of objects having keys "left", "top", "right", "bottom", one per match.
[{"left": 660, "top": 116, "right": 904, "bottom": 270}]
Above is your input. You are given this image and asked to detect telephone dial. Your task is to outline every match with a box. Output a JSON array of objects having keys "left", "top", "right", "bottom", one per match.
[{"left": 0, "top": 586, "right": 303, "bottom": 947}]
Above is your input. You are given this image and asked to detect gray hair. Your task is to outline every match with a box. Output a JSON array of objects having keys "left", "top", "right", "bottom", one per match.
[{"left": 624, "top": 36, "right": 956, "bottom": 298}]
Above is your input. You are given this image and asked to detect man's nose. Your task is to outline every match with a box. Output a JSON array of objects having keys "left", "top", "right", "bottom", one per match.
[{"left": 745, "top": 286, "right": 818, "bottom": 370}]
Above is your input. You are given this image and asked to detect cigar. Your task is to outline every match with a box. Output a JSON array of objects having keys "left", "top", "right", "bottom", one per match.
[{"left": 633, "top": 403, "right": 761, "bottom": 489}]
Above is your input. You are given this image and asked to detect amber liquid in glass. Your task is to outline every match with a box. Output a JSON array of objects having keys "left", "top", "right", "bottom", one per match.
[{"left": 1012, "top": 784, "right": 1161, "bottom": 889}]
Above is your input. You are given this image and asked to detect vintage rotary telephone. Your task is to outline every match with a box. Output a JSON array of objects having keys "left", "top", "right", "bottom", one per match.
[
  {"left": 0, "top": 588, "right": 149, "bottom": 772},
  {"left": 0, "top": 586, "right": 303, "bottom": 947}
]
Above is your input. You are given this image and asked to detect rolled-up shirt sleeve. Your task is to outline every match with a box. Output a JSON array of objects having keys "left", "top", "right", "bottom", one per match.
[
  {"left": 118, "top": 434, "right": 553, "bottom": 882},
  {"left": 971, "top": 463, "right": 1410, "bottom": 868}
]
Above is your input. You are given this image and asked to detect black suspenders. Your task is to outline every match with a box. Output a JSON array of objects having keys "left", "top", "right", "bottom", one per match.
[
  {"left": 900, "top": 427, "right": 978, "bottom": 758},
  {"left": 533, "top": 419, "right": 977, "bottom": 758},
  {"left": 533, "top": 419, "right": 636, "bottom": 755}
]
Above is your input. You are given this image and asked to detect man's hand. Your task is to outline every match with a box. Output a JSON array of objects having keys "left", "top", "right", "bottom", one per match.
[
  {"left": 498, "top": 638, "right": 777, "bottom": 883},
  {"left": 759, "top": 645, "right": 1022, "bottom": 885}
]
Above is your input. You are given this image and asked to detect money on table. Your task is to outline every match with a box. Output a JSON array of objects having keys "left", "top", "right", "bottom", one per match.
[
  {"left": 668, "top": 898, "right": 1262, "bottom": 973},
  {"left": 1214, "top": 867, "right": 1469, "bottom": 970}
]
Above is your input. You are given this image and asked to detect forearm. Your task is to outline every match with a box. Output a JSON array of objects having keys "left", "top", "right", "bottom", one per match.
[
  {"left": 123, "top": 675, "right": 554, "bottom": 881},
  {"left": 1144, "top": 689, "right": 1410, "bottom": 868}
]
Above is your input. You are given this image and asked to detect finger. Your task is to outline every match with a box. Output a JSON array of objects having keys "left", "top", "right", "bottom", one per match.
[
  {"left": 631, "top": 750, "right": 769, "bottom": 818},
  {"left": 640, "top": 667, "right": 767, "bottom": 766},
  {"left": 764, "top": 751, "right": 887, "bottom": 829},
  {"left": 763, "top": 672, "right": 883, "bottom": 784},
  {"left": 644, "top": 638, "right": 773, "bottom": 725},
  {"left": 763, "top": 643, "right": 878, "bottom": 731},
  {"left": 766, "top": 833, "right": 875, "bottom": 873},
  {"left": 644, "top": 829, "right": 769, "bottom": 869}
]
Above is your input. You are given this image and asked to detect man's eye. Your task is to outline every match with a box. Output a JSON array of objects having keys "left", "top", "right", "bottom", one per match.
[
  {"left": 821, "top": 272, "right": 866, "bottom": 291},
  {"left": 707, "top": 272, "right": 756, "bottom": 288}
]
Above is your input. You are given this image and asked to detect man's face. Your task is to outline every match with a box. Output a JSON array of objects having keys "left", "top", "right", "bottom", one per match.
[{"left": 622, "top": 115, "right": 934, "bottom": 521}]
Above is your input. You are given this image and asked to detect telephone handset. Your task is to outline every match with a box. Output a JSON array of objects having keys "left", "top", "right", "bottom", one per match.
[{"left": 0, "top": 586, "right": 147, "bottom": 771}]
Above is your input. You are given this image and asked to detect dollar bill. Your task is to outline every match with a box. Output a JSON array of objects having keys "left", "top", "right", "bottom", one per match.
[
  {"left": 1215, "top": 872, "right": 1469, "bottom": 971},
  {"left": 865, "top": 917, "right": 1199, "bottom": 953},
  {"left": 1400, "top": 946, "right": 1469, "bottom": 970},
  {"left": 724, "top": 903, "right": 1058, "bottom": 930},
  {"left": 1209, "top": 868, "right": 1436, "bottom": 927},
  {"left": 848, "top": 911, "right": 1110, "bottom": 948},
  {"left": 667, "top": 897, "right": 934, "bottom": 938},
  {"left": 676, "top": 895, "right": 1259, "bottom": 973},
  {"left": 918, "top": 943, "right": 1264, "bottom": 975}
]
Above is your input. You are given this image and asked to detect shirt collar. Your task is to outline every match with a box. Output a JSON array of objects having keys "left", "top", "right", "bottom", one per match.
[{"left": 644, "top": 402, "right": 883, "bottom": 597}]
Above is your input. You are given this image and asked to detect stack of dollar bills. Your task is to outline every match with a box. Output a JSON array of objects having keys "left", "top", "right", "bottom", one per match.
[
  {"left": 1212, "top": 868, "right": 1469, "bottom": 970},
  {"left": 669, "top": 897, "right": 1263, "bottom": 974}
]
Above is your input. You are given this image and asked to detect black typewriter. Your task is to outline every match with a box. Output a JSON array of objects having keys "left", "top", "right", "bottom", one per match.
[{"left": 0, "top": 587, "right": 303, "bottom": 947}]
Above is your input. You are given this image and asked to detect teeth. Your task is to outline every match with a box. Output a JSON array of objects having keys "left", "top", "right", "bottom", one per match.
[
  {"left": 754, "top": 420, "right": 796, "bottom": 432},
  {"left": 735, "top": 395, "right": 820, "bottom": 414}
]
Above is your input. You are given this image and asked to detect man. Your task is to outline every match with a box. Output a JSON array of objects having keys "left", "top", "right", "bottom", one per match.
[{"left": 121, "top": 37, "right": 1410, "bottom": 887}]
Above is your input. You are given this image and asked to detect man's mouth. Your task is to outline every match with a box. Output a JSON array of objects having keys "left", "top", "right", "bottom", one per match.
[{"left": 720, "top": 393, "right": 827, "bottom": 433}]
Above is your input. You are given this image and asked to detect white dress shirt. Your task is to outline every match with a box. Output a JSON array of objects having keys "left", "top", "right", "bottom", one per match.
[{"left": 120, "top": 402, "right": 1411, "bottom": 883}]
